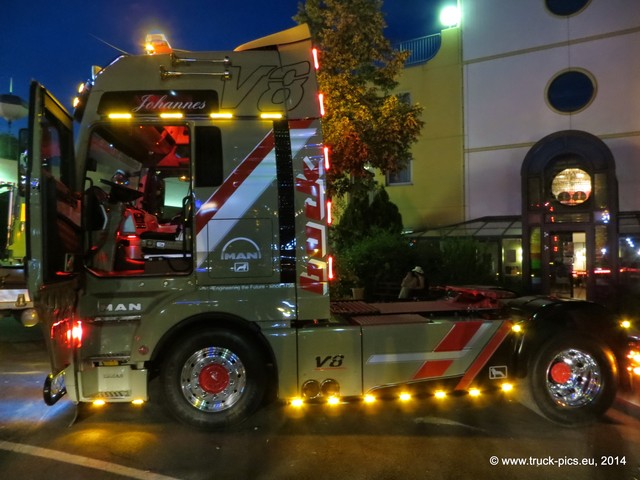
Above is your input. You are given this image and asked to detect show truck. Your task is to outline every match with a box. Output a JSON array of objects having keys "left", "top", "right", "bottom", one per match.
[{"left": 24, "top": 25, "right": 639, "bottom": 429}]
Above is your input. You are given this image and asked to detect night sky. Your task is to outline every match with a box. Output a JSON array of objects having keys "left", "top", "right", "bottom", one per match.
[{"left": 0, "top": 0, "right": 444, "bottom": 131}]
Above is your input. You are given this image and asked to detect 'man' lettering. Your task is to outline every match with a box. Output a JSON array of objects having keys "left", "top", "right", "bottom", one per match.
[{"left": 104, "top": 303, "right": 142, "bottom": 312}]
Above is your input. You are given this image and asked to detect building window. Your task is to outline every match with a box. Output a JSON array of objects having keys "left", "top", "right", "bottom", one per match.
[
  {"left": 551, "top": 168, "right": 592, "bottom": 206},
  {"left": 387, "top": 160, "right": 412, "bottom": 185},
  {"left": 386, "top": 91, "right": 414, "bottom": 186},
  {"left": 545, "top": 0, "right": 590, "bottom": 16},
  {"left": 546, "top": 70, "right": 595, "bottom": 113}
]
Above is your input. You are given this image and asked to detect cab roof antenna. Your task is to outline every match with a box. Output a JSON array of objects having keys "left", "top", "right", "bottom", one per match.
[{"left": 90, "top": 34, "right": 131, "bottom": 56}]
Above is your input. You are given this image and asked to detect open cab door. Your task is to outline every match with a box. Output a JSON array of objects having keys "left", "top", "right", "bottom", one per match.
[{"left": 26, "top": 82, "right": 81, "bottom": 405}]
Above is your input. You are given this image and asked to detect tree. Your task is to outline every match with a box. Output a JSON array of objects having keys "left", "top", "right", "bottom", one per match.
[
  {"left": 330, "top": 185, "right": 406, "bottom": 298},
  {"left": 295, "top": 0, "right": 423, "bottom": 197},
  {"left": 332, "top": 185, "right": 402, "bottom": 251}
]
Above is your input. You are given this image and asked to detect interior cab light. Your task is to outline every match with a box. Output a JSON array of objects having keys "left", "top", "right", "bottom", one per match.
[
  {"left": 318, "top": 93, "right": 325, "bottom": 116},
  {"left": 144, "top": 33, "right": 173, "bottom": 55},
  {"left": 312, "top": 48, "right": 320, "bottom": 70},
  {"left": 210, "top": 112, "right": 233, "bottom": 119},
  {"left": 159, "top": 112, "right": 183, "bottom": 119},
  {"left": 260, "top": 112, "right": 283, "bottom": 119},
  {"left": 108, "top": 112, "right": 133, "bottom": 120}
]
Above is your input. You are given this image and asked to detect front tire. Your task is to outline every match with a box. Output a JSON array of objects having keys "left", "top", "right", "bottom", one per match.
[
  {"left": 525, "top": 334, "right": 618, "bottom": 426},
  {"left": 160, "top": 329, "right": 267, "bottom": 429}
]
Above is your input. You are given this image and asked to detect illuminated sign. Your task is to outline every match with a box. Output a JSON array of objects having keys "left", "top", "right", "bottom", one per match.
[
  {"left": 551, "top": 168, "right": 592, "bottom": 206},
  {"left": 98, "top": 90, "right": 219, "bottom": 115}
]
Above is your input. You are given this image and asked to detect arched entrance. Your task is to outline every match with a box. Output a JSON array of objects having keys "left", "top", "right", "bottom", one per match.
[{"left": 521, "top": 130, "right": 618, "bottom": 301}]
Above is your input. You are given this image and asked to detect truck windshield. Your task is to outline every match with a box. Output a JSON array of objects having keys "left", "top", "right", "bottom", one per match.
[{"left": 83, "top": 123, "right": 192, "bottom": 276}]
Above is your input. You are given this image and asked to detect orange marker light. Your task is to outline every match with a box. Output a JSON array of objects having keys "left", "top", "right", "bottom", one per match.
[{"left": 144, "top": 33, "right": 172, "bottom": 55}]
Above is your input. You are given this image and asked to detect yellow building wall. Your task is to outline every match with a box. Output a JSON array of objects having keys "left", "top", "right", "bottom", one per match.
[{"left": 381, "top": 27, "right": 464, "bottom": 231}]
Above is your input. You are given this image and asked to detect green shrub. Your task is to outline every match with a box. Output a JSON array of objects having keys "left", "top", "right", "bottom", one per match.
[
  {"left": 429, "top": 238, "right": 494, "bottom": 286},
  {"left": 338, "top": 230, "right": 413, "bottom": 300}
]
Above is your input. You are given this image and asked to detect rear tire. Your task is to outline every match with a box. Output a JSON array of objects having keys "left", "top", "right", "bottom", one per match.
[
  {"left": 524, "top": 334, "right": 617, "bottom": 426},
  {"left": 160, "top": 329, "right": 267, "bottom": 429}
]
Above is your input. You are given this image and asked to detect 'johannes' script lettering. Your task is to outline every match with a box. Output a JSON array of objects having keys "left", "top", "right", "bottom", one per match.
[{"left": 132, "top": 94, "right": 206, "bottom": 112}]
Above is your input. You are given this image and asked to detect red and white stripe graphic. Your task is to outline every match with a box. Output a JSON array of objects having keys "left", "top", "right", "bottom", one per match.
[
  {"left": 412, "top": 321, "right": 487, "bottom": 379},
  {"left": 454, "top": 321, "right": 511, "bottom": 390},
  {"left": 195, "top": 120, "right": 316, "bottom": 269},
  {"left": 366, "top": 320, "right": 511, "bottom": 388}
]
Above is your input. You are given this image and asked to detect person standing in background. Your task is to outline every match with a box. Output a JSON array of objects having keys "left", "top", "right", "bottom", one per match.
[{"left": 398, "top": 266, "right": 426, "bottom": 299}]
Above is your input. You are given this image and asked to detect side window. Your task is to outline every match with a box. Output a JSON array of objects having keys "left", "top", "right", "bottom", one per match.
[
  {"left": 195, "top": 126, "right": 223, "bottom": 188},
  {"left": 387, "top": 92, "right": 414, "bottom": 186},
  {"left": 84, "top": 123, "right": 192, "bottom": 276},
  {"left": 41, "top": 110, "right": 75, "bottom": 190},
  {"left": 40, "top": 110, "right": 80, "bottom": 282}
]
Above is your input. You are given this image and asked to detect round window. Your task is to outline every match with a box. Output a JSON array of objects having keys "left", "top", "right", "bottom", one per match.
[
  {"left": 547, "top": 70, "right": 595, "bottom": 113},
  {"left": 551, "top": 168, "right": 591, "bottom": 206},
  {"left": 546, "top": 0, "right": 590, "bottom": 16}
]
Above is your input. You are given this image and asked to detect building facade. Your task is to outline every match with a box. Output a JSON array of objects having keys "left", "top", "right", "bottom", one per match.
[
  {"left": 384, "top": 27, "right": 464, "bottom": 230},
  {"left": 389, "top": 0, "right": 640, "bottom": 303}
]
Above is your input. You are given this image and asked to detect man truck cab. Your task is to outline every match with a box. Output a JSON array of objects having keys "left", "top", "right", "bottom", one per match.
[{"left": 27, "top": 25, "right": 329, "bottom": 427}]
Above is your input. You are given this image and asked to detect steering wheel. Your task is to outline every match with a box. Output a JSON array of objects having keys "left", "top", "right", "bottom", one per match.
[{"left": 100, "top": 179, "right": 144, "bottom": 203}]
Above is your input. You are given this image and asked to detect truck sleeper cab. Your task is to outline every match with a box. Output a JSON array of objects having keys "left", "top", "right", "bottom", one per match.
[{"left": 27, "top": 25, "right": 331, "bottom": 428}]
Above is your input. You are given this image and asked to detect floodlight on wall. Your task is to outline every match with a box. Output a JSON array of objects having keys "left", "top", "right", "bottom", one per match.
[{"left": 439, "top": 5, "right": 461, "bottom": 28}]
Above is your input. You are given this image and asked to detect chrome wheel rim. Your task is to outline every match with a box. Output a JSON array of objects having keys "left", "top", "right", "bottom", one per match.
[
  {"left": 545, "top": 348, "right": 602, "bottom": 408},
  {"left": 180, "top": 346, "right": 246, "bottom": 412}
]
